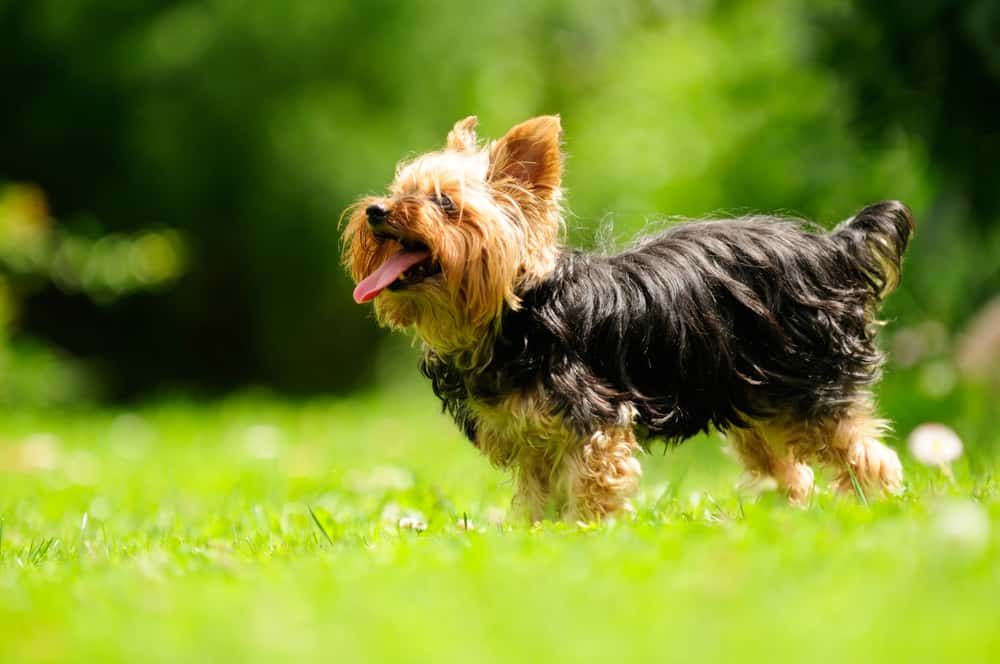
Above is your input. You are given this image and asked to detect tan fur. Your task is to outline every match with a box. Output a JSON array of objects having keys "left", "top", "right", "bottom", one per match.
[
  {"left": 446, "top": 115, "right": 479, "bottom": 152},
  {"left": 470, "top": 390, "right": 574, "bottom": 521},
  {"left": 819, "top": 408, "right": 903, "bottom": 496},
  {"left": 471, "top": 392, "right": 641, "bottom": 522},
  {"left": 728, "top": 424, "right": 816, "bottom": 506},
  {"left": 728, "top": 397, "right": 903, "bottom": 503},
  {"left": 560, "top": 417, "right": 642, "bottom": 521}
]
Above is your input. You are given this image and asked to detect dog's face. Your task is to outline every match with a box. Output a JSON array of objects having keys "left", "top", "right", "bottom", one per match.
[{"left": 343, "top": 116, "right": 564, "bottom": 356}]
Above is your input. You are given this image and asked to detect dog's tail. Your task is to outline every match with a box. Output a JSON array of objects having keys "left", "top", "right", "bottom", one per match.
[{"left": 831, "top": 200, "right": 914, "bottom": 300}]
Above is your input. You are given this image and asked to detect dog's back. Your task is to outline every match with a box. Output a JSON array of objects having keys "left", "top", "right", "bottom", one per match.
[{"left": 499, "top": 201, "right": 914, "bottom": 443}]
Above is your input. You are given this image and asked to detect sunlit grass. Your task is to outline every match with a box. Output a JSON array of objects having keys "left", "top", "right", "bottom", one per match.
[{"left": 1, "top": 386, "right": 997, "bottom": 663}]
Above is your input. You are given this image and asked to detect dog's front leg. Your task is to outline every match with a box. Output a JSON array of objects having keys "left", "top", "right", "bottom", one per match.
[
  {"left": 510, "top": 455, "right": 554, "bottom": 523},
  {"left": 558, "top": 426, "right": 642, "bottom": 523}
]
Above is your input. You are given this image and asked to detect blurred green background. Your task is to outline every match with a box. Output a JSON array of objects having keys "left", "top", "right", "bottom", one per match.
[
  {"left": 1, "top": 0, "right": 998, "bottom": 405},
  {"left": 2, "top": 4, "right": 999, "bottom": 663}
]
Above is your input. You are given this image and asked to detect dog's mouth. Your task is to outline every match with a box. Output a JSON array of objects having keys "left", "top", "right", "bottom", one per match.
[
  {"left": 353, "top": 237, "right": 441, "bottom": 304},
  {"left": 386, "top": 239, "right": 441, "bottom": 292}
]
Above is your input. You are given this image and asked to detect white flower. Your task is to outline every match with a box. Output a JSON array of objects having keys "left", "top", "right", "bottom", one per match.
[
  {"left": 398, "top": 515, "right": 427, "bottom": 532},
  {"left": 907, "top": 423, "right": 963, "bottom": 466},
  {"left": 243, "top": 424, "right": 284, "bottom": 459},
  {"left": 932, "top": 500, "right": 991, "bottom": 553}
]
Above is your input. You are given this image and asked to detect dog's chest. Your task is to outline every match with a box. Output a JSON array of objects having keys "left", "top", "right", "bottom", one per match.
[{"left": 467, "top": 390, "right": 577, "bottom": 466}]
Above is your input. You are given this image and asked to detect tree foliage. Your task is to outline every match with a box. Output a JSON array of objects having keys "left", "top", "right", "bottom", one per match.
[{"left": 0, "top": 0, "right": 995, "bottom": 400}]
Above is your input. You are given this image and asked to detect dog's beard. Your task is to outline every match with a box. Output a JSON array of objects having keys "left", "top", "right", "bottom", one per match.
[{"left": 375, "top": 281, "right": 501, "bottom": 366}]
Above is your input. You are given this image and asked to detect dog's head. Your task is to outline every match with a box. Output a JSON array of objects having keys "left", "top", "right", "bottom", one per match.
[{"left": 342, "top": 116, "right": 563, "bottom": 356}]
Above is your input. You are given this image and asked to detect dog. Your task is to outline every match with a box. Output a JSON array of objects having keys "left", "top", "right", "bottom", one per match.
[{"left": 343, "top": 115, "right": 913, "bottom": 522}]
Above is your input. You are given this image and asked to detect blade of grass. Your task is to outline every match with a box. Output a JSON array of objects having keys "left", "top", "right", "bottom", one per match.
[
  {"left": 308, "top": 506, "right": 335, "bottom": 546},
  {"left": 28, "top": 537, "right": 57, "bottom": 566},
  {"left": 79, "top": 512, "right": 88, "bottom": 561},
  {"left": 847, "top": 464, "right": 868, "bottom": 506},
  {"left": 705, "top": 493, "right": 729, "bottom": 521}
]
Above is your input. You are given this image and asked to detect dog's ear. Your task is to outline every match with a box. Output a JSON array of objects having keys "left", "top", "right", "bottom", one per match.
[
  {"left": 446, "top": 116, "right": 479, "bottom": 152},
  {"left": 488, "top": 115, "right": 562, "bottom": 197}
]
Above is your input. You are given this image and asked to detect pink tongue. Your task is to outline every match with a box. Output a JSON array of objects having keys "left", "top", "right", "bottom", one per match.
[{"left": 352, "top": 249, "right": 432, "bottom": 303}]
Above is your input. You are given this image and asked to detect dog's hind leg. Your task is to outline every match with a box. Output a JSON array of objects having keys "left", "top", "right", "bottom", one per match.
[
  {"left": 728, "top": 423, "right": 815, "bottom": 506},
  {"left": 812, "top": 401, "right": 903, "bottom": 498}
]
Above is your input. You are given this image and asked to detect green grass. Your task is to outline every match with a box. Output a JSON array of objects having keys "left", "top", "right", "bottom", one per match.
[{"left": 1, "top": 379, "right": 998, "bottom": 663}]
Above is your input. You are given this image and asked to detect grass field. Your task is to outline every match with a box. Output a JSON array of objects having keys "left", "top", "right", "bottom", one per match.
[{"left": 1, "top": 371, "right": 998, "bottom": 663}]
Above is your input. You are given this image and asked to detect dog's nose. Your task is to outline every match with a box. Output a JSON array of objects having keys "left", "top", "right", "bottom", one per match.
[{"left": 366, "top": 204, "right": 389, "bottom": 225}]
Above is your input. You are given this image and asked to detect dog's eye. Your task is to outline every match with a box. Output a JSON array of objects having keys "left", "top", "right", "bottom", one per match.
[{"left": 432, "top": 193, "right": 456, "bottom": 214}]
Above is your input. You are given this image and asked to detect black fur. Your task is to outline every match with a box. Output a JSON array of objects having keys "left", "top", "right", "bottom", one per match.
[{"left": 422, "top": 201, "right": 914, "bottom": 446}]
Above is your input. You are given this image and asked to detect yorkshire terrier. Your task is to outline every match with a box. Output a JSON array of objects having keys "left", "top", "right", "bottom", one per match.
[{"left": 343, "top": 115, "right": 913, "bottom": 522}]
